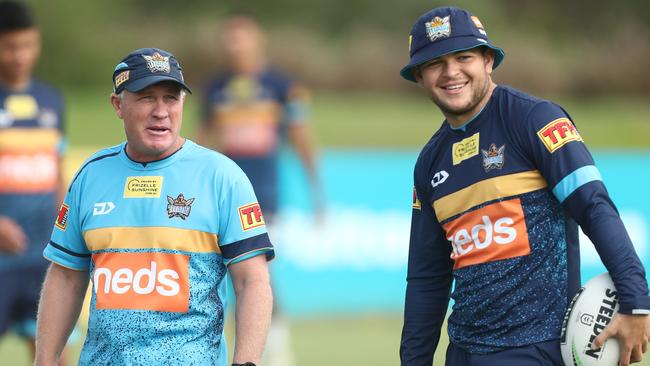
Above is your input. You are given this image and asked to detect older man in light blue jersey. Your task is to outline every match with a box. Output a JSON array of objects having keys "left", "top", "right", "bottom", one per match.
[{"left": 35, "top": 48, "right": 274, "bottom": 366}]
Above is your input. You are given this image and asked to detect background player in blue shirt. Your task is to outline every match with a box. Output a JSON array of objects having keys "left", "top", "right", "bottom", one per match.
[
  {"left": 35, "top": 48, "right": 274, "bottom": 366},
  {"left": 0, "top": 2, "right": 70, "bottom": 363},
  {"left": 399, "top": 6, "right": 650, "bottom": 366},
  {"left": 200, "top": 15, "right": 321, "bottom": 219},
  {"left": 200, "top": 16, "right": 322, "bottom": 366}
]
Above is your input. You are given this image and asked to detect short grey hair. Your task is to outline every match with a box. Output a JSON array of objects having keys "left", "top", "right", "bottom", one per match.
[{"left": 113, "top": 89, "right": 186, "bottom": 100}]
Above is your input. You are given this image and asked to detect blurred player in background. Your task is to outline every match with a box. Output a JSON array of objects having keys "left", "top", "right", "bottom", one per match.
[
  {"left": 399, "top": 6, "right": 650, "bottom": 366},
  {"left": 35, "top": 48, "right": 274, "bottom": 366},
  {"left": 200, "top": 15, "right": 321, "bottom": 220},
  {"left": 0, "top": 1, "right": 69, "bottom": 364},
  {"left": 200, "top": 15, "right": 322, "bottom": 366}
]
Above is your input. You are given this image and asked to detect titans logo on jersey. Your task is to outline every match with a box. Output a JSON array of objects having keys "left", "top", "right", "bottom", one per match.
[
  {"left": 404, "top": 85, "right": 650, "bottom": 355},
  {"left": 43, "top": 140, "right": 274, "bottom": 365}
]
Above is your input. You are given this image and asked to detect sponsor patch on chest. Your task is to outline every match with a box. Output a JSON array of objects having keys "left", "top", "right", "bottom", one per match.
[
  {"left": 452, "top": 132, "right": 480, "bottom": 165},
  {"left": 92, "top": 252, "right": 190, "bottom": 313},
  {"left": 442, "top": 198, "right": 531, "bottom": 269},
  {"left": 123, "top": 176, "right": 163, "bottom": 198}
]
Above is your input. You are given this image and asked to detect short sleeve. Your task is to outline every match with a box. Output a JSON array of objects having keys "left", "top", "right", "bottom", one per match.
[
  {"left": 43, "top": 176, "right": 91, "bottom": 270},
  {"left": 284, "top": 83, "right": 311, "bottom": 126},
  {"left": 218, "top": 174, "right": 274, "bottom": 266}
]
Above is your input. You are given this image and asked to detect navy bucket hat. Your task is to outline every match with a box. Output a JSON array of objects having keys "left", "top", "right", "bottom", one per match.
[
  {"left": 400, "top": 7, "right": 505, "bottom": 82},
  {"left": 112, "top": 48, "right": 192, "bottom": 94}
]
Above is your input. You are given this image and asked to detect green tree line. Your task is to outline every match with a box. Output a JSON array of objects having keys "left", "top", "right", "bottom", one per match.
[{"left": 25, "top": 0, "right": 650, "bottom": 95}]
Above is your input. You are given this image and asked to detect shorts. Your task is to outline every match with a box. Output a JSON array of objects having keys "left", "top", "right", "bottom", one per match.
[
  {"left": 0, "top": 263, "right": 48, "bottom": 338},
  {"left": 445, "top": 340, "right": 563, "bottom": 366}
]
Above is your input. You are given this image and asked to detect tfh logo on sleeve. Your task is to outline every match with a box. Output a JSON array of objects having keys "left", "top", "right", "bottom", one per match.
[
  {"left": 238, "top": 203, "right": 265, "bottom": 231},
  {"left": 537, "top": 118, "right": 583, "bottom": 153},
  {"left": 55, "top": 203, "right": 69, "bottom": 231}
]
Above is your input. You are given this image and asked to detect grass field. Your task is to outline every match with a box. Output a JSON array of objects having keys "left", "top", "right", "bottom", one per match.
[
  {"left": 1, "top": 89, "right": 648, "bottom": 365},
  {"left": 0, "top": 314, "right": 425, "bottom": 365},
  {"left": 62, "top": 88, "right": 650, "bottom": 149}
]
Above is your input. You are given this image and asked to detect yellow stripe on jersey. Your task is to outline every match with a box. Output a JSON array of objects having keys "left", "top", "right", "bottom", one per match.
[
  {"left": 0, "top": 128, "right": 61, "bottom": 151},
  {"left": 83, "top": 226, "right": 220, "bottom": 254},
  {"left": 433, "top": 170, "right": 548, "bottom": 222}
]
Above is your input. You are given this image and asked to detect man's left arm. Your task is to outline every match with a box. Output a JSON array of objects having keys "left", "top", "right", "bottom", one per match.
[
  {"left": 217, "top": 171, "right": 275, "bottom": 365},
  {"left": 229, "top": 254, "right": 273, "bottom": 365},
  {"left": 562, "top": 180, "right": 650, "bottom": 365},
  {"left": 523, "top": 101, "right": 649, "bottom": 365},
  {"left": 284, "top": 83, "right": 323, "bottom": 216}
]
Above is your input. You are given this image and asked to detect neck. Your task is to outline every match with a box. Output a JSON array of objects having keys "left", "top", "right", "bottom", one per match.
[
  {"left": 445, "top": 82, "right": 497, "bottom": 129},
  {"left": 126, "top": 137, "right": 185, "bottom": 163},
  {"left": 0, "top": 73, "right": 31, "bottom": 91},
  {"left": 232, "top": 57, "right": 266, "bottom": 74}
]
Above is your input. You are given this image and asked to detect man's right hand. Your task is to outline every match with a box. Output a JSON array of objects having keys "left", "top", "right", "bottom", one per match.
[{"left": 0, "top": 216, "right": 27, "bottom": 254}]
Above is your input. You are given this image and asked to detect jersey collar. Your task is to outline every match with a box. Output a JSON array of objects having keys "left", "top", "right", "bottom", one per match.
[{"left": 119, "top": 139, "right": 194, "bottom": 170}]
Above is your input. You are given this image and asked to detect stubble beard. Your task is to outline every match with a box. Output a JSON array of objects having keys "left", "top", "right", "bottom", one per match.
[{"left": 430, "top": 77, "right": 491, "bottom": 118}]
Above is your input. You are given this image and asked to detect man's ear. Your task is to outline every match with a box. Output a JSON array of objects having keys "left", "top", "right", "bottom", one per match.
[
  {"left": 110, "top": 93, "right": 123, "bottom": 119},
  {"left": 414, "top": 68, "right": 424, "bottom": 86},
  {"left": 483, "top": 48, "right": 495, "bottom": 74}
]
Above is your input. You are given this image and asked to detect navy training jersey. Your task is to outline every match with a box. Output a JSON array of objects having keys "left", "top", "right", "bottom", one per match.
[
  {"left": 202, "top": 68, "right": 310, "bottom": 214},
  {"left": 401, "top": 86, "right": 650, "bottom": 362},
  {"left": 43, "top": 140, "right": 274, "bottom": 365},
  {"left": 0, "top": 79, "right": 65, "bottom": 270}
]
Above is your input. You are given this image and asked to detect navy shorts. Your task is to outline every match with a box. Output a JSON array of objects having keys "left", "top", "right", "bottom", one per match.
[
  {"left": 0, "top": 263, "right": 48, "bottom": 338},
  {"left": 445, "top": 340, "right": 564, "bottom": 366}
]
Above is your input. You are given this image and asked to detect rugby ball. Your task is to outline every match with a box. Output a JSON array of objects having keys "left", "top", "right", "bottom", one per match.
[{"left": 560, "top": 273, "right": 620, "bottom": 366}]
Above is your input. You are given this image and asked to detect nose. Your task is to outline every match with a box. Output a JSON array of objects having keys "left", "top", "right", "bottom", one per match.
[
  {"left": 151, "top": 99, "right": 168, "bottom": 119},
  {"left": 441, "top": 59, "right": 461, "bottom": 78}
]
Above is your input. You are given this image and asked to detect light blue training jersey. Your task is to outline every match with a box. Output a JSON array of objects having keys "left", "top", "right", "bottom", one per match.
[{"left": 43, "top": 139, "right": 274, "bottom": 365}]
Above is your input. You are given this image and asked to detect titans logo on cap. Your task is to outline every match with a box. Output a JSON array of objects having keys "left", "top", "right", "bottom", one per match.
[
  {"left": 143, "top": 52, "right": 171, "bottom": 73},
  {"left": 425, "top": 16, "right": 451, "bottom": 42}
]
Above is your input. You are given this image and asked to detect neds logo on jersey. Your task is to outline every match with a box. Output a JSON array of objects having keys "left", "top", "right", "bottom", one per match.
[
  {"left": 92, "top": 252, "right": 190, "bottom": 313},
  {"left": 442, "top": 198, "right": 531, "bottom": 269},
  {"left": 537, "top": 118, "right": 583, "bottom": 153}
]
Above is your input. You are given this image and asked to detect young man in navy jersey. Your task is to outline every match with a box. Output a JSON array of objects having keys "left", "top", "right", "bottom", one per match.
[
  {"left": 0, "top": 1, "right": 69, "bottom": 363},
  {"left": 399, "top": 6, "right": 650, "bottom": 366}
]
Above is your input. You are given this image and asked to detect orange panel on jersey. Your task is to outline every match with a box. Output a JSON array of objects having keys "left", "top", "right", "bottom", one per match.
[
  {"left": 0, "top": 150, "right": 58, "bottom": 192},
  {"left": 218, "top": 123, "right": 278, "bottom": 155},
  {"left": 92, "top": 252, "right": 190, "bottom": 313},
  {"left": 442, "top": 198, "right": 530, "bottom": 270}
]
